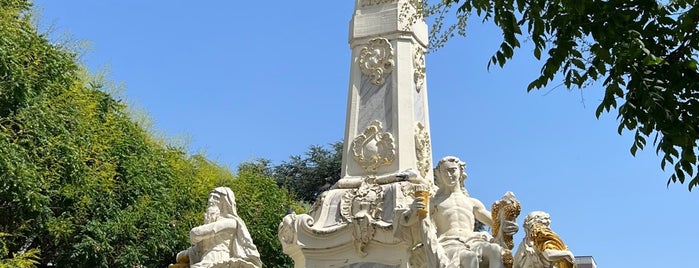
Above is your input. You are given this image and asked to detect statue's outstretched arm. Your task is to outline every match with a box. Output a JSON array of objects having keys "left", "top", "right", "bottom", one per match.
[
  {"left": 471, "top": 197, "right": 495, "bottom": 227},
  {"left": 333, "top": 169, "right": 421, "bottom": 189},
  {"left": 190, "top": 219, "right": 238, "bottom": 243},
  {"left": 541, "top": 248, "right": 575, "bottom": 263}
]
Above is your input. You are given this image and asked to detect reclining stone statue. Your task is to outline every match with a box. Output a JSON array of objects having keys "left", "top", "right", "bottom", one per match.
[
  {"left": 401, "top": 156, "right": 519, "bottom": 268},
  {"left": 514, "top": 211, "right": 575, "bottom": 268},
  {"left": 169, "top": 187, "right": 262, "bottom": 268}
]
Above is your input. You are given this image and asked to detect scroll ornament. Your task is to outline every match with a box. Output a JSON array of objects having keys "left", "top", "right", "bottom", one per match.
[{"left": 359, "top": 38, "right": 395, "bottom": 86}]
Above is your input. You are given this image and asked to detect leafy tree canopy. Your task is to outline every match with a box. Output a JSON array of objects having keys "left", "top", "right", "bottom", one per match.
[
  {"left": 416, "top": 0, "right": 699, "bottom": 190},
  {"left": 0, "top": 1, "right": 305, "bottom": 267},
  {"left": 272, "top": 142, "right": 342, "bottom": 203},
  {"left": 234, "top": 160, "right": 306, "bottom": 268}
]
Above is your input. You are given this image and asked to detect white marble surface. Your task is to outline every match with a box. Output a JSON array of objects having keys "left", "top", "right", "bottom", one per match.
[
  {"left": 514, "top": 211, "right": 575, "bottom": 268},
  {"left": 400, "top": 156, "right": 517, "bottom": 268},
  {"left": 171, "top": 187, "right": 262, "bottom": 268}
]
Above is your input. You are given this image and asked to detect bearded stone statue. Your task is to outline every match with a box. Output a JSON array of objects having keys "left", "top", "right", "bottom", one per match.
[{"left": 169, "top": 187, "right": 262, "bottom": 268}]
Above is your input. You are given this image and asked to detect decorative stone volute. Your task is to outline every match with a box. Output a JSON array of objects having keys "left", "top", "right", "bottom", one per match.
[
  {"left": 359, "top": 38, "right": 395, "bottom": 86},
  {"left": 351, "top": 120, "right": 396, "bottom": 173}
]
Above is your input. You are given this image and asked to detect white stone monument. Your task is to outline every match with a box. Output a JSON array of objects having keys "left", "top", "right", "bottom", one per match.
[
  {"left": 278, "top": 1, "right": 577, "bottom": 268},
  {"left": 170, "top": 187, "right": 262, "bottom": 268},
  {"left": 278, "top": 1, "right": 433, "bottom": 267}
]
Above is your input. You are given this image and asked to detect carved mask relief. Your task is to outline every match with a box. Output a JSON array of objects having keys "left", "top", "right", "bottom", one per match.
[{"left": 340, "top": 180, "right": 386, "bottom": 256}]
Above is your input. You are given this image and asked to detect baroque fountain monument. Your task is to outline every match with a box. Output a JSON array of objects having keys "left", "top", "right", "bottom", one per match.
[
  {"left": 277, "top": 1, "right": 580, "bottom": 268},
  {"left": 166, "top": 1, "right": 583, "bottom": 267}
]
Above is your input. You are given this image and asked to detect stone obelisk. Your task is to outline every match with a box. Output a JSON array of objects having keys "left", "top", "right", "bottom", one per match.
[
  {"left": 341, "top": 0, "right": 433, "bottom": 183},
  {"left": 278, "top": 1, "right": 434, "bottom": 267}
]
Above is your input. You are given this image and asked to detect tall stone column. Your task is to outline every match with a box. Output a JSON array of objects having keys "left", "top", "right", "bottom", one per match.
[
  {"left": 278, "top": 2, "right": 435, "bottom": 267},
  {"left": 341, "top": 0, "right": 433, "bottom": 183}
]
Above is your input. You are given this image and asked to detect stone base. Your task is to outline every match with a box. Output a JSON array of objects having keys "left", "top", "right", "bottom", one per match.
[{"left": 278, "top": 183, "right": 417, "bottom": 268}]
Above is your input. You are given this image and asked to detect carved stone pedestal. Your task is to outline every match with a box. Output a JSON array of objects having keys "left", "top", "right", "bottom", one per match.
[{"left": 279, "top": 182, "right": 420, "bottom": 268}]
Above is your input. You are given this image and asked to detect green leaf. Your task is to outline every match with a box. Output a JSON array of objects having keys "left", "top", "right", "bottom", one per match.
[
  {"left": 496, "top": 51, "right": 506, "bottom": 67},
  {"left": 595, "top": 104, "right": 605, "bottom": 118},
  {"left": 571, "top": 58, "right": 585, "bottom": 69}
]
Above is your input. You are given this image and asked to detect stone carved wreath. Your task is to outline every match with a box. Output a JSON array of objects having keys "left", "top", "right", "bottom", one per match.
[{"left": 352, "top": 120, "right": 396, "bottom": 173}]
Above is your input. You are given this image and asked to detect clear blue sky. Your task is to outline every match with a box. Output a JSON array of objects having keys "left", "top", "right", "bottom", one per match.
[{"left": 33, "top": 1, "right": 697, "bottom": 267}]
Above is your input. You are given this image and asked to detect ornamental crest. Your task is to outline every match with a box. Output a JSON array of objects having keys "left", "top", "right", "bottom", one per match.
[
  {"left": 352, "top": 120, "right": 396, "bottom": 173},
  {"left": 359, "top": 38, "right": 394, "bottom": 86},
  {"left": 340, "top": 179, "right": 385, "bottom": 223},
  {"left": 414, "top": 122, "right": 431, "bottom": 178},
  {"left": 340, "top": 179, "right": 386, "bottom": 256},
  {"left": 413, "top": 47, "right": 426, "bottom": 93}
]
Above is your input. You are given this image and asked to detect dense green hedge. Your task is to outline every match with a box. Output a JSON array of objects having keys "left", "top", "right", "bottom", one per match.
[{"left": 0, "top": 1, "right": 301, "bottom": 267}]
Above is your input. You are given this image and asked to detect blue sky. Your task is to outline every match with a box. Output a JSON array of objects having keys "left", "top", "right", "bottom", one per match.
[{"left": 33, "top": 1, "right": 697, "bottom": 267}]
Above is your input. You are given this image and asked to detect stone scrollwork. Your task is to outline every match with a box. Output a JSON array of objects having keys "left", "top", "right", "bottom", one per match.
[
  {"left": 413, "top": 47, "right": 426, "bottom": 93},
  {"left": 340, "top": 179, "right": 386, "bottom": 256},
  {"left": 352, "top": 120, "right": 396, "bottom": 173},
  {"left": 340, "top": 179, "right": 385, "bottom": 223},
  {"left": 414, "top": 122, "right": 431, "bottom": 178},
  {"left": 278, "top": 213, "right": 297, "bottom": 245},
  {"left": 359, "top": 38, "right": 394, "bottom": 86}
]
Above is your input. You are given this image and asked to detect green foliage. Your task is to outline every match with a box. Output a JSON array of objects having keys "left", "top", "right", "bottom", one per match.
[
  {"left": 233, "top": 160, "right": 306, "bottom": 268},
  {"left": 0, "top": 1, "right": 309, "bottom": 267},
  {"left": 0, "top": 233, "right": 40, "bottom": 268},
  {"left": 422, "top": 0, "right": 699, "bottom": 190},
  {"left": 273, "top": 142, "right": 343, "bottom": 202}
]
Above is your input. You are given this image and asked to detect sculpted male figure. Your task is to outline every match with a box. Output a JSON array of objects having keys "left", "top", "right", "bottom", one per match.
[
  {"left": 170, "top": 187, "right": 262, "bottom": 268},
  {"left": 404, "top": 156, "right": 518, "bottom": 268},
  {"left": 514, "top": 211, "right": 575, "bottom": 268}
]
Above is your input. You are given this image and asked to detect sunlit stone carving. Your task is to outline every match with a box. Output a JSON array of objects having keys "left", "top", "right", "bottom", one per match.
[
  {"left": 400, "top": 156, "right": 519, "bottom": 268},
  {"left": 414, "top": 122, "right": 431, "bottom": 178},
  {"left": 169, "top": 187, "right": 262, "bottom": 268},
  {"left": 514, "top": 211, "right": 575, "bottom": 268},
  {"left": 359, "top": 38, "right": 395, "bottom": 86},
  {"left": 351, "top": 120, "right": 396, "bottom": 173},
  {"left": 413, "top": 47, "right": 426, "bottom": 93}
]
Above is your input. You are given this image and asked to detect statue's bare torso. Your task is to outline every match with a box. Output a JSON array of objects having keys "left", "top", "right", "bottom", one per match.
[{"left": 433, "top": 191, "right": 478, "bottom": 239}]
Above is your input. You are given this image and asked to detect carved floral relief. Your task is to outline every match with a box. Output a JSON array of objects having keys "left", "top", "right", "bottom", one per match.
[
  {"left": 359, "top": 38, "right": 395, "bottom": 86},
  {"left": 413, "top": 47, "right": 426, "bottom": 93},
  {"left": 352, "top": 120, "right": 396, "bottom": 173},
  {"left": 414, "top": 122, "right": 431, "bottom": 178}
]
